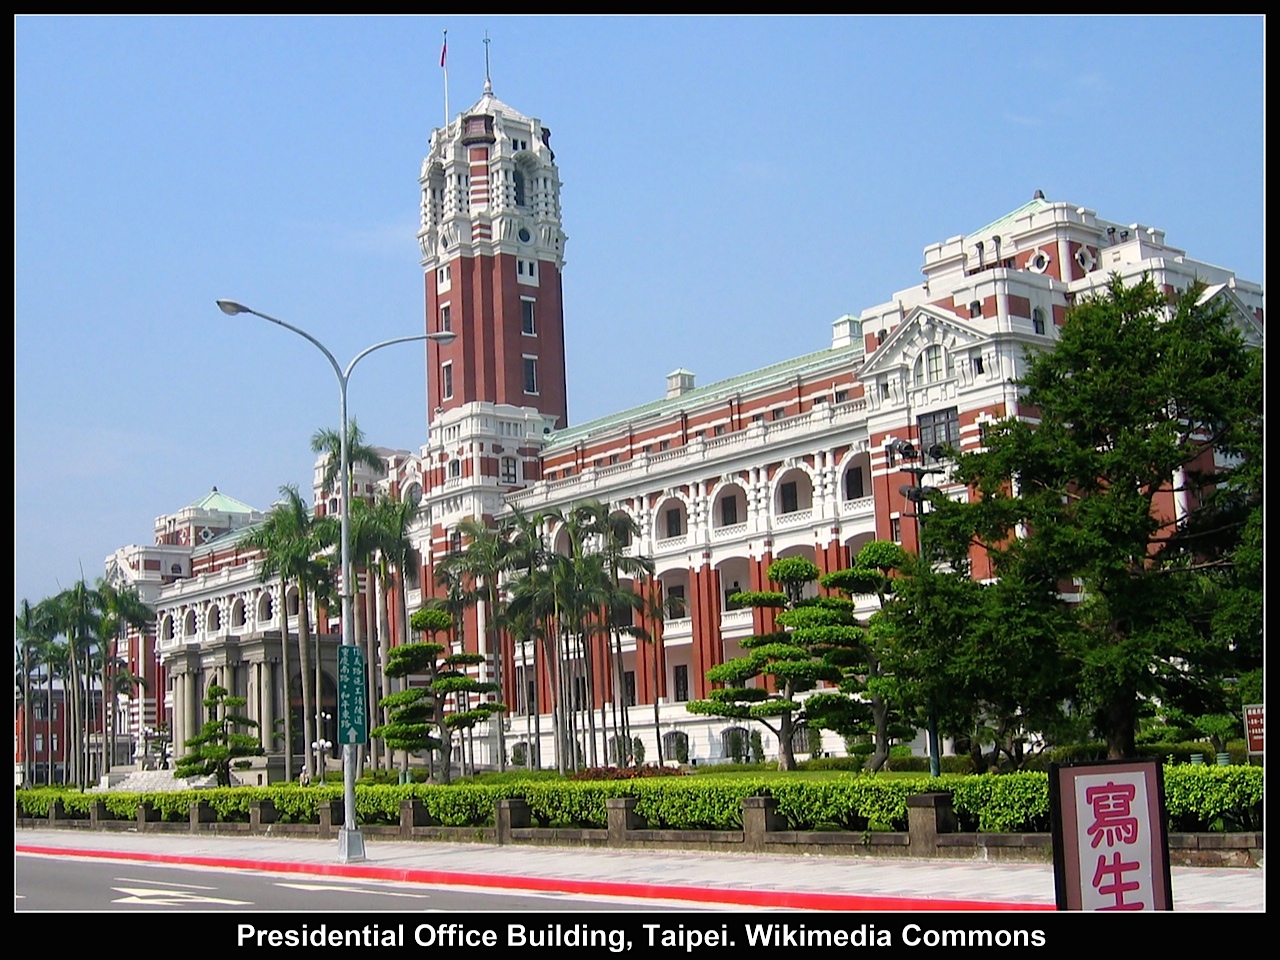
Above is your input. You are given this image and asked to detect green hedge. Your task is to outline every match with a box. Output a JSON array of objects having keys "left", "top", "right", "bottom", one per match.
[{"left": 15, "top": 764, "right": 1261, "bottom": 834}]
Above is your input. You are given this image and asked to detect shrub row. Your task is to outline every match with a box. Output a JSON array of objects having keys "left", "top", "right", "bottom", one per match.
[{"left": 16, "top": 765, "right": 1261, "bottom": 833}]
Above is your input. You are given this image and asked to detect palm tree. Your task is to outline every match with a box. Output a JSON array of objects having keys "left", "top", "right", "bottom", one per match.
[
  {"left": 311, "top": 419, "right": 387, "bottom": 502},
  {"left": 435, "top": 515, "right": 515, "bottom": 771},
  {"left": 46, "top": 580, "right": 103, "bottom": 788},
  {"left": 15, "top": 599, "right": 57, "bottom": 785},
  {"left": 242, "top": 486, "right": 333, "bottom": 780},
  {"left": 575, "top": 502, "right": 653, "bottom": 764},
  {"left": 366, "top": 494, "right": 421, "bottom": 771},
  {"left": 95, "top": 579, "right": 153, "bottom": 773},
  {"left": 625, "top": 575, "right": 668, "bottom": 765}
]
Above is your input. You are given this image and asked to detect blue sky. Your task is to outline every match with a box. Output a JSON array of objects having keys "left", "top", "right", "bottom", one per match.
[{"left": 15, "top": 16, "right": 1264, "bottom": 609}]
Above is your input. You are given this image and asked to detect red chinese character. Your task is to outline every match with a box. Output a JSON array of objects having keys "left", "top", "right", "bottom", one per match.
[
  {"left": 1091, "top": 851, "right": 1145, "bottom": 910},
  {"left": 1085, "top": 781, "right": 1139, "bottom": 847}
]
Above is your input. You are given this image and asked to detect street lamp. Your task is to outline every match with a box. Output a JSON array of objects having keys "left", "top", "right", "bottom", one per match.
[
  {"left": 895, "top": 440, "right": 948, "bottom": 778},
  {"left": 312, "top": 737, "right": 333, "bottom": 773},
  {"left": 216, "top": 299, "right": 455, "bottom": 862}
]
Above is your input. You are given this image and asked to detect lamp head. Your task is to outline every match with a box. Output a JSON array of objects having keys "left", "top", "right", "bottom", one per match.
[{"left": 216, "top": 299, "right": 250, "bottom": 316}]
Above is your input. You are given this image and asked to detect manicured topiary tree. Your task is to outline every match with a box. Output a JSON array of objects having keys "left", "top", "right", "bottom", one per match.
[
  {"left": 686, "top": 557, "right": 863, "bottom": 770},
  {"left": 372, "top": 607, "right": 506, "bottom": 783},
  {"left": 174, "top": 685, "right": 264, "bottom": 787}
]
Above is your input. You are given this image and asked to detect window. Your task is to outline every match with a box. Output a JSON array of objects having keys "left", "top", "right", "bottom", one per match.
[
  {"left": 843, "top": 466, "right": 865, "bottom": 501},
  {"left": 624, "top": 671, "right": 636, "bottom": 707},
  {"left": 665, "top": 507, "right": 683, "bottom": 538},
  {"left": 713, "top": 424, "right": 726, "bottom": 437},
  {"left": 673, "top": 665, "right": 689, "bottom": 703},
  {"left": 500, "top": 457, "right": 517, "bottom": 484},
  {"left": 572, "top": 675, "right": 586, "bottom": 711},
  {"left": 440, "top": 303, "right": 451, "bottom": 332},
  {"left": 918, "top": 407, "right": 960, "bottom": 451},
  {"left": 1032, "top": 307, "right": 1047, "bottom": 335},
  {"left": 659, "top": 440, "right": 670, "bottom": 451},
  {"left": 772, "top": 408, "right": 785, "bottom": 421},
  {"left": 915, "top": 344, "right": 951, "bottom": 384},
  {"left": 450, "top": 530, "right": 463, "bottom": 554},
  {"left": 880, "top": 381, "right": 891, "bottom": 399},
  {"left": 835, "top": 389, "right": 849, "bottom": 402},
  {"left": 885, "top": 443, "right": 897, "bottom": 468},
  {"left": 720, "top": 495, "right": 739, "bottom": 526},
  {"left": 523, "top": 356, "right": 538, "bottom": 394},
  {"left": 448, "top": 459, "right": 461, "bottom": 479},
  {"left": 521, "top": 299, "right": 536, "bottom": 335},
  {"left": 34, "top": 733, "right": 44, "bottom": 756},
  {"left": 441, "top": 361, "right": 453, "bottom": 400},
  {"left": 969, "top": 300, "right": 982, "bottom": 318},
  {"left": 890, "top": 518, "right": 902, "bottom": 543},
  {"left": 666, "top": 585, "right": 686, "bottom": 618},
  {"left": 972, "top": 353, "right": 985, "bottom": 374},
  {"left": 780, "top": 481, "right": 799, "bottom": 514},
  {"left": 752, "top": 413, "right": 764, "bottom": 423},
  {"left": 514, "top": 168, "right": 527, "bottom": 206}
]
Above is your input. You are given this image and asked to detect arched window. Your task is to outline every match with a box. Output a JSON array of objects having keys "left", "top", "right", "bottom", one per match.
[{"left": 914, "top": 344, "right": 952, "bottom": 384}]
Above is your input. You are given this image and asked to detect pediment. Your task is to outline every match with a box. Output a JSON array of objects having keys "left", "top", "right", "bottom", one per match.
[
  {"left": 1196, "top": 283, "right": 1264, "bottom": 348},
  {"left": 857, "top": 305, "right": 988, "bottom": 378}
]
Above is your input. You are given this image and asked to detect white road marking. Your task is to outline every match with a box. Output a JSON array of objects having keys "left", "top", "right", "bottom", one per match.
[
  {"left": 273, "top": 882, "right": 430, "bottom": 899},
  {"left": 113, "top": 876, "right": 218, "bottom": 890},
  {"left": 110, "top": 886, "right": 252, "bottom": 906}
]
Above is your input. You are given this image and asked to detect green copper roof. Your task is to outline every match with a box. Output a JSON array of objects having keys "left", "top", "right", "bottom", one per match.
[
  {"left": 545, "top": 341, "right": 865, "bottom": 451},
  {"left": 966, "top": 195, "right": 1055, "bottom": 240},
  {"left": 192, "top": 521, "right": 265, "bottom": 556},
  {"left": 184, "top": 487, "right": 260, "bottom": 515}
]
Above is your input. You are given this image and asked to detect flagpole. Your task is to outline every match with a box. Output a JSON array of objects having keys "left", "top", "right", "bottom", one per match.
[{"left": 441, "top": 29, "right": 449, "bottom": 127}]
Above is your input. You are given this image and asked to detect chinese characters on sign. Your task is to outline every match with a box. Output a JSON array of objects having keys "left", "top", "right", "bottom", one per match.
[
  {"left": 1243, "top": 704, "right": 1263, "bottom": 755},
  {"left": 1050, "top": 759, "right": 1172, "bottom": 911},
  {"left": 337, "top": 645, "right": 368, "bottom": 746},
  {"left": 1077, "top": 776, "right": 1151, "bottom": 910}
]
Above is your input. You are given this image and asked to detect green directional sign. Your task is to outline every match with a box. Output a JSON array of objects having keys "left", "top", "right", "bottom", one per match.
[{"left": 337, "top": 645, "right": 368, "bottom": 746}]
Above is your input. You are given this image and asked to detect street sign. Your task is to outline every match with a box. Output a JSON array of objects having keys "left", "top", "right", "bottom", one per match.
[
  {"left": 1243, "top": 704, "right": 1264, "bottom": 755},
  {"left": 337, "top": 645, "right": 368, "bottom": 746}
]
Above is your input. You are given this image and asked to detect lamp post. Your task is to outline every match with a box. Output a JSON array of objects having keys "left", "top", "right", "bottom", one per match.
[
  {"left": 894, "top": 439, "right": 948, "bottom": 778},
  {"left": 216, "top": 299, "right": 455, "bottom": 862}
]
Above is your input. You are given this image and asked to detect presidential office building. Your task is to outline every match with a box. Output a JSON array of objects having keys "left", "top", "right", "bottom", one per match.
[{"left": 107, "top": 82, "right": 1262, "bottom": 775}]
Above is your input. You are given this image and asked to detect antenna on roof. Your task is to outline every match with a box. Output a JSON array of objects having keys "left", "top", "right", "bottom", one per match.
[{"left": 483, "top": 31, "right": 492, "bottom": 94}]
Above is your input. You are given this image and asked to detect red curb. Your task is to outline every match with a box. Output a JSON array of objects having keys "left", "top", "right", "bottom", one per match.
[{"left": 16, "top": 844, "right": 1052, "bottom": 911}]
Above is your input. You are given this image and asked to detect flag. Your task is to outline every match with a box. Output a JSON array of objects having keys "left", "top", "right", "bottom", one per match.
[{"left": 440, "top": 32, "right": 447, "bottom": 69}]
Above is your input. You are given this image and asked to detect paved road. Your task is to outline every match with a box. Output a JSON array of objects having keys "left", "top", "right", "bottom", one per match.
[{"left": 14, "top": 829, "right": 1264, "bottom": 912}]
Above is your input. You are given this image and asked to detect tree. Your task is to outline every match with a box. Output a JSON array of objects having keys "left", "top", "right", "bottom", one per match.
[
  {"left": 94, "top": 579, "right": 153, "bottom": 774},
  {"left": 376, "top": 607, "right": 505, "bottom": 783},
  {"left": 434, "top": 515, "right": 516, "bottom": 771},
  {"left": 686, "top": 557, "right": 859, "bottom": 771},
  {"left": 310, "top": 419, "right": 387, "bottom": 501},
  {"left": 174, "top": 684, "right": 264, "bottom": 787},
  {"left": 15, "top": 599, "right": 57, "bottom": 786},
  {"left": 365, "top": 493, "right": 421, "bottom": 771},
  {"left": 927, "top": 275, "right": 1262, "bottom": 759},
  {"left": 241, "top": 485, "right": 336, "bottom": 780}
]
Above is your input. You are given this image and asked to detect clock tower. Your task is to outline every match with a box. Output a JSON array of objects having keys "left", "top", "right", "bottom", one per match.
[
  {"left": 419, "top": 80, "right": 568, "bottom": 432},
  {"left": 417, "top": 81, "right": 568, "bottom": 544}
]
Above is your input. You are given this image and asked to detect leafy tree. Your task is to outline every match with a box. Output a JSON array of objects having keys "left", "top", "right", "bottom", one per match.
[
  {"left": 927, "top": 275, "right": 1262, "bottom": 758},
  {"left": 686, "top": 557, "right": 860, "bottom": 771},
  {"left": 174, "top": 684, "right": 264, "bottom": 787}
]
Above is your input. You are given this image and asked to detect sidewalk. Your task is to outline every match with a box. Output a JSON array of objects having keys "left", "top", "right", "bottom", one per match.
[{"left": 15, "top": 829, "right": 1264, "bottom": 911}]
